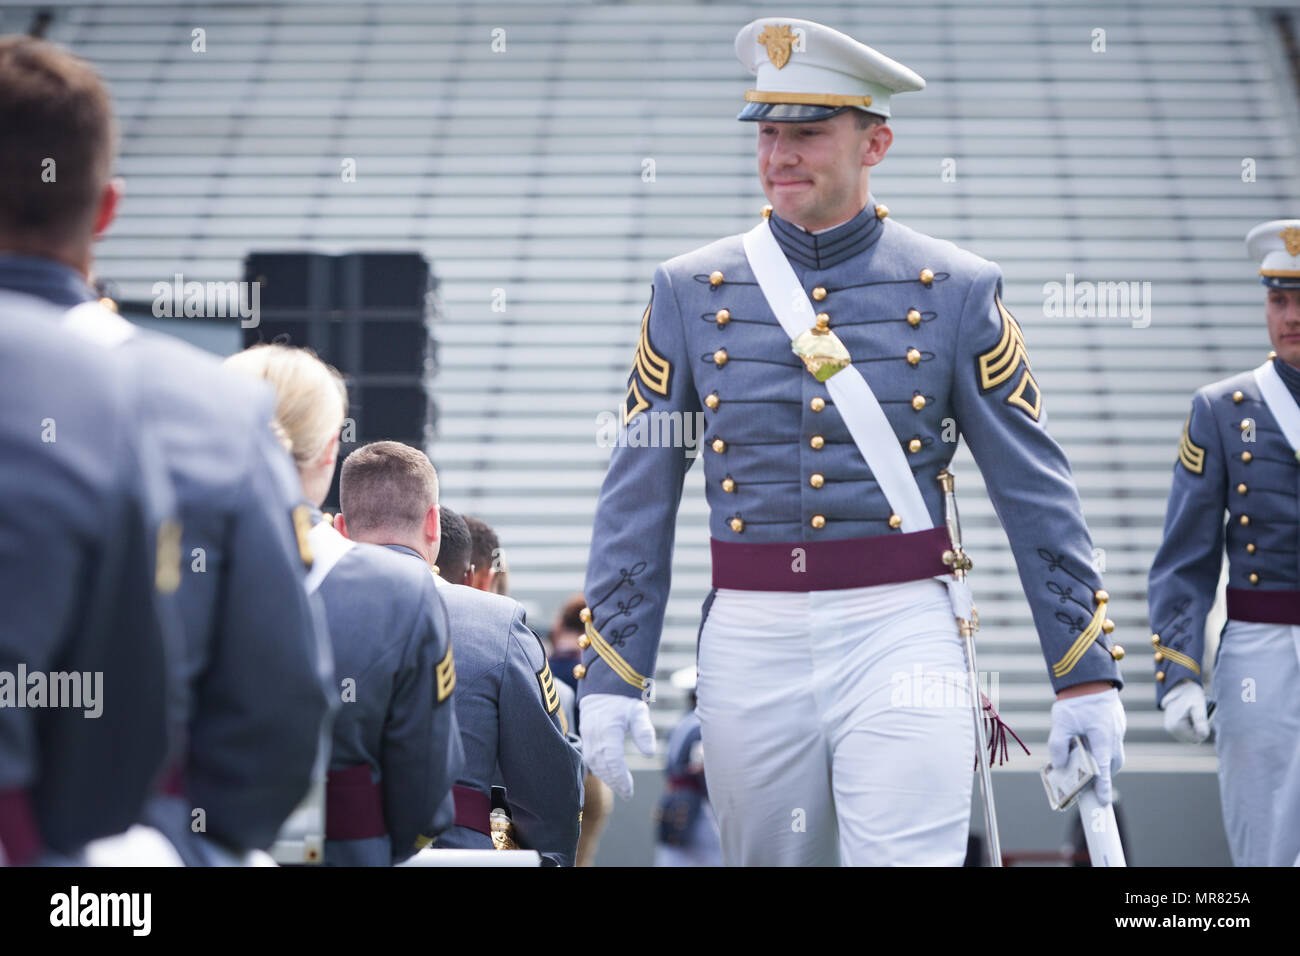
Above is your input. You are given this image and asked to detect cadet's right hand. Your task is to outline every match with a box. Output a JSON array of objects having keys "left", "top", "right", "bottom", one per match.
[
  {"left": 578, "top": 693, "right": 656, "bottom": 799},
  {"left": 1161, "top": 680, "right": 1211, "bottom": 744}
]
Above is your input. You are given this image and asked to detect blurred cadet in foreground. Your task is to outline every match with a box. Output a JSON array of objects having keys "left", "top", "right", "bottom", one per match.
[{"left": 1, "top": 34, "right": 330, "bottom": 866}]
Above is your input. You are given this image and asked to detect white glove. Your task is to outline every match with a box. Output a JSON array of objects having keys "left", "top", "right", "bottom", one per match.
[
  {"left": 1160, "top": 679, "right": 1211, "bottom": 744},
  {"left": 1049, "top": 687, "right": 1126, "bottom": 805},
  {"left": 578, "top": 693, "right": 656, "bottom": 799}
]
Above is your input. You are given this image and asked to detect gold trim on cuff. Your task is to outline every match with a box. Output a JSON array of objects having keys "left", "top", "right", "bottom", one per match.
[{"left": 583, "top": 619, "right": 649, "bottom": 691}]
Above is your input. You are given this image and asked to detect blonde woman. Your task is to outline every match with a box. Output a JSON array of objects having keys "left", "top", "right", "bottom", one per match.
[{"left": 225, "top": 344, "right": 464, "bottom": 865}]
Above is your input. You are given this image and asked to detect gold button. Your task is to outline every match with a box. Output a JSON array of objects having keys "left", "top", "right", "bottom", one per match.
[
  {"left": 709, "top": 270, "right": 724, "bottom": 287},
  {"left": 1237, "top": 483, "right": 1248, "bottom": 495},
  {"left": 906, "top": 348, "right": 922, "bottom": 366},
  {"left": 1102, "top": 619, "right": 1115, "bottom": 634},
  {"left": 1246, "top": 542, "right": 1256, "bottom": 554},
  {"left": 1154, "top": 651, "right": 1165, "bottom": 663},
  {"left": 1155, "top": 670, "right": 1166, "bottom": 682},
  {"left": 714, "top": 349, "right": 728, "bottom": 367},
  {"left": 809, "top": 473, "right": 825, "bottom": 488},
  {"left": 812, "top": 286, "right": 827, "bottom": 301},
  {"left": 810, "top": 435, "right": 824, "bottom": 450},
  {"left": 875, "top": 204, "right": 889, "bottom": 220},
  {"left": 1110, "top": 645, "right": 1125, "bottom": 661},
  {"left": 888, "top": 513, "right": 902, "bottom": 529},
  {"left": 1233, "top": 390, "right": 1244, "bottom": 403},
  {"left": 810, "top": 396, "right": 825, "bottom": 412},
  {"left": 1250, "top": 572, "right": 1260, "bottom": 585},
  {"left": 729, "top": 517, "right": 744, "bottom": 533},
  {"left": 1150, "top": 633, "right": 1161, "bottom": 647},
  {"left": 908, "top": 438, "right": 922, "bottom": 453},
  {"left": 577, "top": 634, "right": 591, "bottom": 650},
  {"left": 1242, "top": 451, "right": 1253, "bottom": 463},
  {"left": 715, "top": 308, "right": 731, "bottom": 326},
  {"left": 1240, "top": 419, "right": 1251, "bottom": 431},
  {"left": 1094, "top": 589, "right": 1109, "bottom": 604},
  {"left": 920, "top": 268, "right": 934, "bottom": 285},
  {"left": 761, "top": 204, "right": 772, "bottom": 219},
  {"left": 722, "top": 477, "right": 736, "bottom": 493},
  {"left": 579, "top": 607, "right": 592, "bottom": 624},
  {"left": 1269, "top": 350, "right": 1277, "bottom": 360},
  {"left": 573, "top": 664, "right": 587, "bottom": 680},
  {"left": 705, "top": 392, "right": 720, "bottom": 410},
  {"left": 911, "top": 395, "right": 926, "bottom": 411},
  {"left": 711, "top": 438, "right": 726, "bottom": 453},
  {"left": 811, "top": 515, "right": 826, "bottom": 529},
  {"left": 1240, "top": 514, "right": 1250, "bottom": 526},
  {"left": 906, "top": 309, "right": 922, "bottom": 327},
  {"left": 815, "top": 313, "right": 830, "bottom": 330}
]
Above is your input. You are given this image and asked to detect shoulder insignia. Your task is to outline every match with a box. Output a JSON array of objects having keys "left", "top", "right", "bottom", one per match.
[
  {"left": 436, "top": 643, "right": 456, "bottom": 703},
  {"left": 1178, "top": 417, "right": 1205, "bottom": 475},
  {"left": 624, "top": 289, "right": 671, "bottom": 425},
  {"left": 291, "top": 504, "right": 314, "bottom": 569},
  {"left": 155, "top": 519, "right": 182, "bottom": 594},
  {"left": 977, "top": 295, "right": 1041, "bottom": 421},
  {"left": 536, "top": 660, "right": 559, "bottom": 715}
]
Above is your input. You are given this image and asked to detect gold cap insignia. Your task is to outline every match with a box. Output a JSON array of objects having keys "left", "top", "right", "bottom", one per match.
[
  {"left": 757, "top": 23, "right": 797, "bottom": 70},
  {"left": 1281, "top": 227, "right": 1300, "bottom": 257}
]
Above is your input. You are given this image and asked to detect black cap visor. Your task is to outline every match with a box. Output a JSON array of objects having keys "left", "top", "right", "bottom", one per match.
[{"left": 736, "top": 101, "right": 852, "bottom": 122}]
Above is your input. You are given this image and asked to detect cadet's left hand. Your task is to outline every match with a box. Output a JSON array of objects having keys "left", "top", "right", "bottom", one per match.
[{"left": 1048, "top": 686, "right": 1126, "bottom": 805}]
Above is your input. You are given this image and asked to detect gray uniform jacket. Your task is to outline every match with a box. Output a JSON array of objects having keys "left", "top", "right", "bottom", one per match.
[
  {"left": 400, "top": 551, "right": 583, "bottom": 866},
  {"left": 3, "top": 254, "right": 334, "bottom": 864},
  {"left": 579, "top": 201, "right": 1122, "bottom": 701},
  {"left": 0, "top": 288, "right": 177, "bottom": 862},
  {"left": 313, "top": 527, "right": 462, "bottom": 865},
  {"left": 1147, "top": 360, "right": 1300, "bottom": 704}
]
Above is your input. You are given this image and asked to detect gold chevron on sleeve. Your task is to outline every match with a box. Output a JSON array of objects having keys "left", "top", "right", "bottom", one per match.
[
  {"left": 633, "top": 293, "right": 671, "bottom": 397},
  {"left": 1052, "top": 599, "right": 1107, "bottom": 679},
  {"left": 1178, "top": 418, "right": 1205, "bottom": 475},
  {"left": 1006, "top": 368, "right": 1042, "bottom": 422},
  {"left": 435, "top": 644, "right": 456, "bottom": 703},
  {"left": 624, "top": 377, "right": 651, "bottom": 425},
  {"left": 583, "top": 619, "right": 649, "bottom": 692},
  {"left": 978, "top": 295, "right": 1032, "bottom": 392}
]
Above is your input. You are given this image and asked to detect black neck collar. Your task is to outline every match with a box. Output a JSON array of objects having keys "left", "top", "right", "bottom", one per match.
[{"left": 767, "top": 203, "right": 883, "bottom": 271}]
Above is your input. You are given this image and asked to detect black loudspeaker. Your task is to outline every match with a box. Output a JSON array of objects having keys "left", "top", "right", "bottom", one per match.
[{"left": 242, "top": 252, "right": 437, "bottom": 509}]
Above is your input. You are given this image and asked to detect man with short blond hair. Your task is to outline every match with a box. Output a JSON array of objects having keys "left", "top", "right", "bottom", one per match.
[{"left": 337, "top": 442, "right": 584, "bottom": 865}]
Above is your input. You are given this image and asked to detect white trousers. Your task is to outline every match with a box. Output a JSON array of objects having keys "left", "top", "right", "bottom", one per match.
[
  {"left": 695, "top": 578, "right": 975, "bottom": 866},
  {"left": 1211, "top": 620, "right": 1300, "bottom": 866}
]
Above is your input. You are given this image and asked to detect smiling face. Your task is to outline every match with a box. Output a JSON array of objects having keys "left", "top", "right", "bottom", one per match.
[
  {"left": 756, "top": 110, "right": 893, "bottom": 231},
  {"left": 1267, "top": 286, "right": 1300, "bottom": 368}
]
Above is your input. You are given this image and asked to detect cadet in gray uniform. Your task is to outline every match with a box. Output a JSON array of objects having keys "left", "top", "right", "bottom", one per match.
[
  {"left": 225, "top": 347, "right": 463, "bottom": 866},
  {"left": 576, "top": 18, "right": 1127, "bottom": 866},
  {"left": 0, "top": 36, "right": 334, "bottom": 865},
  {"left": 0, "top": 289, "right": 177, "bottom": 865},
  {"left": 335, "top": 442, "right": 585, "bottom": 865},
  {"left": 1148, "top": 219, "right": 1300, "bottom": 867}
]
